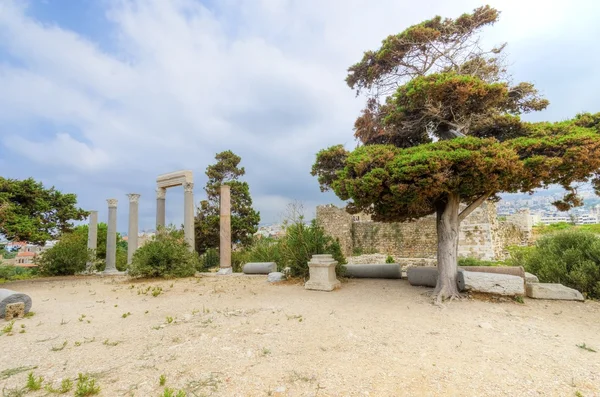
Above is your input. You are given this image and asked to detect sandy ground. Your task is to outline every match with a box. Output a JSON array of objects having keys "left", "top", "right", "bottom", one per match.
[{"left": 1, "top": 275, "right": 599, "bottom": 397}]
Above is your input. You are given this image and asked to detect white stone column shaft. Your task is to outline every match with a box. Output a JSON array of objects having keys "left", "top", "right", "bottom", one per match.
[
  {"left": 156, "top": 188, "right": 166, "bottom": 229},
  {"left": 86, "top": 210, "right": 98, "bottom": 269},
  {"left": 127, "top": 194, "right": 140, "bottom": 264},
  {"left": 183, "top": 182, "right": 195, "bottom": 252},
  {"left": 219, "top": 185, "right": 232, "bottom": 270},
  {"left": 105, "top": 199, "right": 118, "bottom": 273}
]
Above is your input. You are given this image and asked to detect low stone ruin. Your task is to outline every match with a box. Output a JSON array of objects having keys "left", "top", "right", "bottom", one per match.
[{"left": 1, "top": 289, "right": 32, "bottom": 319}]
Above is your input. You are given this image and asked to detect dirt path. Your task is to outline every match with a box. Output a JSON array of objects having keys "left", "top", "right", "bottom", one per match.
[{"left": 1, "top": 275, "right": 599, "bottom": 396}]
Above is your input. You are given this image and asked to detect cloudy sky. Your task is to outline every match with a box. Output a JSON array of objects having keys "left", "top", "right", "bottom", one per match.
[{"left": 0, "top": 0, "right": 599, "bottom": 233}]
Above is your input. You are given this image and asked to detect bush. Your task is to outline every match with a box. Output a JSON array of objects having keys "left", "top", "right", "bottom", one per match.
[
  {"left": 278, "top": 219, "right": 346, "bottom": 278},
  {"left": 199, "top": 248, "right": 220, "bottom": 271},
  {"left": 243, "top": 238, "right": 282, "bottom": 268},
  {"left": 508, "top": 230, "right": 600, "bottom": 298},
  {"left": 36, "top": 233, "right": 92, "bottom": 276},
  {"left": 0, "top": 265, "right": 38, "bottom": 283},
  {"left": 129, "top": 227, "right": 200, "bottom": 278},
  {"left": 385, "top": 255, "right": 395, "bottom": 263}
]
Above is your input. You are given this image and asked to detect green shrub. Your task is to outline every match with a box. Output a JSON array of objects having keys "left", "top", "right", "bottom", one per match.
[
  {"left": 533, "top": 221, "right": 574, "bottom": 235},
  {"left": 385, "top": 255, "right": 395, "bottom": 263},
  {"left": 278, "top": 219, "right": 346, "bottom": 278},
  {"left": 199, "top": 248, "right": 219, "bottom": 271},
  {"left": 36, "top": 233, "right": 92, "bottom": 276},
  {"left": 458, "top": 257, "right": 502, "bottom": 267},
  {"left": 129, "top": 227, "right": 200, "bottom": 278},
  {"left": 508, "top": 230, "right": 600, "bottom": 298},
  {"left": 0, "top": 265, "right": 38, "bottom": 283},
  {"left": 241, "top": 237, "right": 282, "bottom": 269}
]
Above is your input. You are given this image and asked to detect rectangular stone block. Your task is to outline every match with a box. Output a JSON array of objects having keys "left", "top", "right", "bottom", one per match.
[
  {"left": 458, "top": 271, "right": 524, "bottom": 296},
  {"left": 305, "top": 254, "right": 341, "bottom": 292},
  {"left": 526, "top": 283, "right": 584, "bottom": 301}
]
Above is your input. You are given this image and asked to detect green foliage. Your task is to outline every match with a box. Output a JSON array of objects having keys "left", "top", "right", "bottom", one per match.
[
  {"left": 36, "top": 232, "right": 92, "bottom": 276},
  {"left": 162, "top": 388, "right": 186, "bottom": 397},
  {"left": 508, "top": 230, "right": 600, "bottom": 298},
  {"left": 44, "top": 378, "right": 73, "bottom": 394},
  {"left": 74, "top": 374, "right": 100, "bottom": 396},
  {"left": 0, "top": 265, "right": 38, "bottom": 283},
  {"left": 458, "top": 257, "right": 502, "bottom": 267},
  {"left": 195, "top": 150, "right": 260, "bottom": 254},
  {"left": 241, "top": 238, "right": 283, "bottom": 268},
  {"left": 278, "top": 219, "right": 346, "bottom": 278},
  {"left": 1, "top": 249, "right": 17, "bottom": 259},
  {"left": 129, "top": 227, "right": 200, "bottom": 278},
  {"left": 159, "top": 374, "right": 167, "bottom": 386},
  {"left": 26, "top": 372, "right": 43, "bottom": 391},
  {"left": 534, "top": 222, "right": 574, "bottom": 235},
  {"left": 72, "top": 223, "right": 128, "bottom": 271},
  {"left": 385, "top": 255, "right": 395, "bottom": 263},
  {"left": 199, "top": 248, "right": 219, "bottom": 271},
  {"left": 0, "top": 177, "right": 88, "bottom": 244}
]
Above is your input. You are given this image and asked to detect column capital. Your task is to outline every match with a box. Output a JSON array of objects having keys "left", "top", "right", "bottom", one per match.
[
  {"left": 127, "top": 193, "right": 141, "bottom": 203},
  {"left": 183, "top": 182, "right": 194, "bottom": 193},
  {"left": 107, "top": 198, "right": 118, "bottom": 208},
  {"left": 156, "top": 187, "right": 167, "bottom": 199}
]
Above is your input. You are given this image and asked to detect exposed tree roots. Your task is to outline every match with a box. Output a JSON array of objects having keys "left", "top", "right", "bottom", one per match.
[{"left": 431, "top": 284, "right": 463, "bottom": 306}]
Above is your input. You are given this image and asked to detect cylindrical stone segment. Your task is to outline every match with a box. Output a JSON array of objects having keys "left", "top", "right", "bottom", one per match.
[
  {"left": 183, "top": 182, "right": 195, "bottom": 252},
  {"left": 127, "top": 194, "right": 140, "bottom": 264},
  {"left": 156, "top": 188, "right": 166, "bottom": 229},
  {"left": 219, "top": 185, "right": 232, "bottom": 269},
  {"left": 104, "top": 199, "right": 118, "bottom": 273},
  {"left": 86, "top": 210, "right": 98, "bottom": 269}
]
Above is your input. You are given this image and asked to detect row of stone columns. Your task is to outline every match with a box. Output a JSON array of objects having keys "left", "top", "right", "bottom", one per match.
[{"left": 86, "top": 185, "right": 232, "bottom": 274}]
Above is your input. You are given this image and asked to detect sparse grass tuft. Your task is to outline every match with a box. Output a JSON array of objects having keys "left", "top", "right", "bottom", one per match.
[
  {"left": 513, "top": 295, "right": 524, "bottom": 304},
  {"left": 159, "top": 374, "right": 167, "bottom": 386},
  {"left": 577, "top": 343, "right": 597, "bottom": 352},
  {"left": 152, "top": 286, "right": 163, "bottom": 297},
  {"left": 45, "top": 378, "right": 73, "bottom": 394},
  {"left": 26, "top": 372, "right": 43, "bottom": 391},
  {"left": 102, "top": 339, "right": 120, "bottom": 347},
  {"left": 1, "top": 320, "right": 15, "bottom": 335},
  {"left": 166, "top": 316, "right": 174, "bottom": 324},
  {"left": 261, "top": 347, "right": 271, "bottom": 356},
  {"left": 1, "top": 366, "right": 38, "bottom": 380},
  {"left": 24, "top": 311, "right": 35, "bottom": 318},
  {"left": 121, "top": 312, "right": 132, "bottom": 318},
  {"left": 74, "top": 373, "right": 100, "bottom": 396},
  {"left": 162, "top": 387, "right": 186, "bottom": 397}
]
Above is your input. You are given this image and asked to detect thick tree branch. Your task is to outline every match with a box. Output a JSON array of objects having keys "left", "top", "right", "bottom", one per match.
[{"left": 458, "top": 191, "right": 492, "bottom": 222}]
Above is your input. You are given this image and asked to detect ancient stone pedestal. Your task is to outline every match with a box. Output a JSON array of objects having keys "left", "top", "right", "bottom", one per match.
[
  {"left": 104, "top": 199, "right": 120, "bottom": 274},
  {"left": 127, "top": 194, "right": 140, "bottom": 264},
  {"left": 86, "top": 210, "right": 98, "bottom": 270},
  {"left": 305, "top": 254, "right": 340, "bottom": 291},
  {"left": 218, "top": 185, "right": 232, "bottom": 274}
]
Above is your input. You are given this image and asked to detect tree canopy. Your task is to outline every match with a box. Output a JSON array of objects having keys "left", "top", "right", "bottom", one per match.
[
  {"left": 195, "top": 151, "right": 260, "bottom": 254},
  {"left": 0, "top": 177, "right": 88, "bottom": 244},
  {"left": 311, "top": 6, "right": 600, "bottom": 301}
]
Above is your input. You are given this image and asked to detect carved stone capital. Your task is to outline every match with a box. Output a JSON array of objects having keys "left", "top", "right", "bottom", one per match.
[
  {"left": 156, "top": 188, "right": 167, "bottom": 199},
  {"left": 127, "top": 193, "right": 141, "bottom": 203},
  {"left": 107, "top": 199, "right": 118, "bottom": 208},
  {"left": 183, "top": 182, "right": 194, "bottom": 193}
]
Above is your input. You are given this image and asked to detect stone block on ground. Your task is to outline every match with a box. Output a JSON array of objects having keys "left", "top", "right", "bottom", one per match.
[
  {"left": 525, "top": 272, "right": 539, "bottom": 284},
  {"left": 267, "top": 272, "right": 285, "bottom": 283},
  {"left": 526, "top": 283, "right": 584, "bottom": 301},
  {"left": 305, "top": 254, "right": 341, "bottom": 292},
  {"left": 243, "top": 262, "right": 277, "bottom": 275},
  {"left": 0, "top": 289, "right": 32, "bottom": 318},
  {"left": 343, "top": 264, "right": 402, "bottom": 279},
  {"left": 407, "top": 266, "right": 438, "bottom": 287},
  {"left": 457, "top": 271, "right": 524, "bottom": 296},
  {"left": 458, "top": 265, "right": 525, "bottom": 279}
]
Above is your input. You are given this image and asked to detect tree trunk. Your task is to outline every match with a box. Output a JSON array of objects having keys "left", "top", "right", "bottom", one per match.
[{"left": 433, "top": 193, "right": 461, "bottom": 302}]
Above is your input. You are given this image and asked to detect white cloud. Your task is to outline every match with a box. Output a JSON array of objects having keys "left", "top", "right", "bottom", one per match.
[{"left": 0, "top": 0, "right": 598, "bottom": 229}]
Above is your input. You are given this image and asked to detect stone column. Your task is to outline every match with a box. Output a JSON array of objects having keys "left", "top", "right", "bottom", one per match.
[
  {"left": 104, "top": 199, "right": 119, "bottom": 274},
  {"left": 218, "top": 185, "right": 232, "bottom": 274},
  {"left": 156, "top": 188, "right": 166, "bottom": 230},
  {"left": 127, "top": 194, "right": 140, "bottom": 264},
  {"left": 86, "top": 210, "right": 98, "bottom": 270},
  {"left": 183, "top": 182, "right": 195, "bottom": 252}
]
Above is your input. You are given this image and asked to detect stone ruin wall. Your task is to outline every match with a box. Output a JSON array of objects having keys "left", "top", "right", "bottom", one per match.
[{"left": 316, "top": 203, "right": 531, "bottom": 262}]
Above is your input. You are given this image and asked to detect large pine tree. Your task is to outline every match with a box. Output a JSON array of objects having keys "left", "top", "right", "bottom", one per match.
[{"left": 311, "top": 6, "right": 600, "bottom": 302}]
